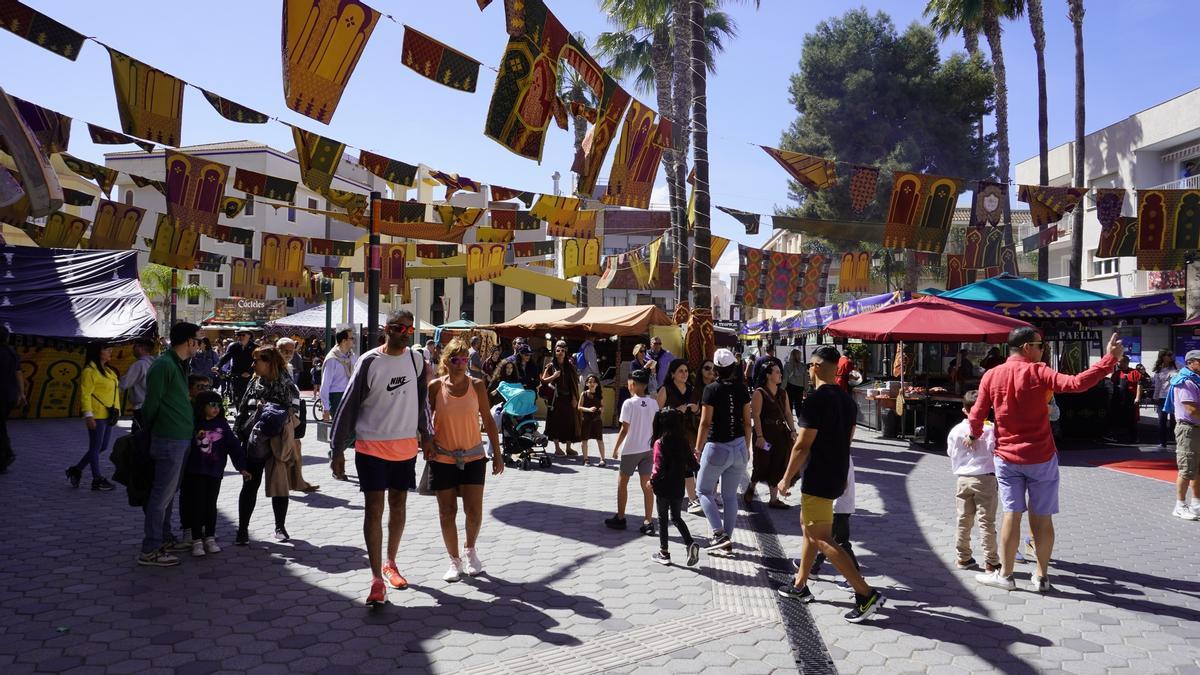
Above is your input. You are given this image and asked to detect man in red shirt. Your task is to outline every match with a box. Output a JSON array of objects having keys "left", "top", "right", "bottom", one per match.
[
  {"left": 835, "top": 355, "right": 854, "bottom": 393},
  {"left": 967, "top": 327, "right": 1123, "bottom": 593}
]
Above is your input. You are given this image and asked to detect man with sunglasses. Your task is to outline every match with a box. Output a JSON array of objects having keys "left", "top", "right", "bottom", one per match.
[
  {"left": 969, "top": 326, "right": 1123, "bottom": 593},
  {"left": 330, "top": 310, "right": 431, "bottom": 607}
]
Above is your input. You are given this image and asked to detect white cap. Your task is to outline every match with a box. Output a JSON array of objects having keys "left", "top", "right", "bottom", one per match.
[{"left": 714, "top": 348, "right": 737, "bottom": 368}]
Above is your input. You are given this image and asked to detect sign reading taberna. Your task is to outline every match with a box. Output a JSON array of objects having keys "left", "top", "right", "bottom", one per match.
[
  {"left": 1045, "top": 329, "right": 1102, "bottom": 342},
  {"left": 213, "top": 298, "right": 287, "bottom": 324}
]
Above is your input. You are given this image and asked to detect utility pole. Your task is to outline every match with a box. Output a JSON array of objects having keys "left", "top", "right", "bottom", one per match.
[{"left": 367, "top": 191, "right": 381, "bottom": 347}]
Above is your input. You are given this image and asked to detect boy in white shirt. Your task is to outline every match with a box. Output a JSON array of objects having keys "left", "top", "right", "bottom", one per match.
[
  {"left": 606, "top": 369, "right": 660, "bottom": 535},
  {"left": 946, "top": 390, "right": 999, "bottom": 571}
]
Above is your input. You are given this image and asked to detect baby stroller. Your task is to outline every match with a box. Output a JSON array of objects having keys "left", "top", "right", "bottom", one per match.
[{"left": 494, "top": 382, "right": 550, "bottom": 471}]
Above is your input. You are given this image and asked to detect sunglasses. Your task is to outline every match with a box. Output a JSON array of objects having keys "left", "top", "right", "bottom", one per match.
[
  {"left": 449, "top": 356, "right": 469, "bottom": 366},
  {"left": 386, "top": 324, "right": 415, "bottom": 335}
]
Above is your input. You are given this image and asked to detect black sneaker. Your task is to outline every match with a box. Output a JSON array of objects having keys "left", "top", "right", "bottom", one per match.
[
  {"left": 136, "top": 548, "right": 180, "bottom": 567},
  {"left": 273, "top": 528, "right": 290, "bottom": 542},
  {"left": 65, "top": 466, "right": 82, "bottom": 488},
  {"left": 92, "top": 477, "right": 115, "bottom": 492},
  {"left": 604, "top": 515, "right": 627, "bottom": 530},
  {"left": 844, "top": 589, "right": 885, "bottom": 623},
  {"left": 705, "top": 534, "right": 732, "bottom": 553},
  {"left": 686, "top": 542, "right": 700, "bottom": 567},
  {"left": 234, "top": 530, "right": 249, "bottom": 546},
  {"left": 639, "top": 521, "right": 656, "bottom": 536},
  {"left": 651, "top": 551, "right": 671, "bottom": 566},
  {"left": 777, "top": 584, "right": 815, "bottom": 603},
  {"left": 956, "top": 557, "right": 977, "bottom": 570}
]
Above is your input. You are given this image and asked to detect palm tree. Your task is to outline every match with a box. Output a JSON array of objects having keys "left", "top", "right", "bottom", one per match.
[
  {"left": 1068, "top": 0, "right": 1085, "bottom": 288},
  {"left": 140, "top": 263, "right": 210, "bottom": 333},
  {"left": 1028, "top": 0, "right": 1050, "bottom": 281}
]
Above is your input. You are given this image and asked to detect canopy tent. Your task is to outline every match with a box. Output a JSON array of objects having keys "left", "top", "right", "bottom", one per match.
[
  {"left": 485, "top": 305, "right": 674, "bottom": 338},
  {"left": 1174, "top": 315, "right": 1200, "bottom": 328},
  {"left": 0, "top": 244, "right": 157, "bottom": 341},
  {"left": 825, "top": 295, "right": 1033, "bottom": 343},
  {"left": 924, "top": 274, "right": 1183, "bottom": 324},
  {"left": 739, "top": 292, "right": 912, "bottom": 339},
  {"left": 433, "top": 315, "right": 497, "bottom": 345},
  {"left": 264, "top": 297, "right": 435, "bottom": 337}
]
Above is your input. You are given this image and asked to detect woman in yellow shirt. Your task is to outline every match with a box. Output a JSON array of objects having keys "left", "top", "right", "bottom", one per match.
[{"left": 67, "top": 343, "right": 121, "bottom": 491}]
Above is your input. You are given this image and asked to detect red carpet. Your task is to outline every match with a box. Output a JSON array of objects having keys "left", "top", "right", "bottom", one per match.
[{"left": 1092, "top": 458, "right": 1177, "bottom": 483}]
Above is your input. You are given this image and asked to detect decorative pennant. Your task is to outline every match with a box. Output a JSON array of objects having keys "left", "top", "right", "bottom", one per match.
[
  {"left": 1097, "top": 216, "right": 1138, "bottom": 259},
  {"left": 60, "top": 153, "right": 117, "bottom": 195},
  {"left": 962, "top": 225, "right": 1006, "bottom": 269},
  {"left": 969, "top": 181, "right": 1005, "bottom": 227},
  {"left": 601, "top": 99, "right": 670, "bottom": 209},
  {"left": 209, "top": 224, "right": 255, "bottom": 246},
  {"left": 736, "top": 245, "right": 830, "bottom": 310},
  {"left": 62, "top": 188, "right": 94, "bottom": 207},
  {"left": 1136, "top": 188, "right": 1200, "bottom": 270},
  {"left": 1021, "top": 225, "right": 1060, "bottom": 253},
  {"left": 358, "top": 150, "right": 417, "bottom": 187},
  {"left": 883, "top": 172, "right": 963, "bottom": 253},
  {"left": 848, "top": 166, "right": 880, "bottom": 214},
  {"left": 292, "top": 126, "right": 346, "bottom": 193},
  {"left": 401, "top": 25, "right": 480, "bottom": 93},
  {"left": 571, "top": 66, "right": 631, "bottom": 196},
  {"left": 377, "top": 221, "right": 470, "bottom": 243},
  {"left": 258, "top": 232, "right": 307, "bottom": 288},
  {"left": 434, "top": 205, "right": 485, "bottom": 227},
  {"left": 37, "top": 211, "right": 88, "bottom": 248},
  {"left": 563, "top": 238, "right": 601, "bottom": 277},
  {"left": 1017, "top": 185, "right": 1088, "bottom": 228},
  {"left": 406, "top": 265, "right": 467, "bottom": 280},
  {"left": 307, "top": 237, "right": 355, "bottom": 257},
  {"left": 1094, "top": 188, "right": 1126, "bottom": 231},
  {"left": 200, "top": 89, "right": 269, "bottom": 124},
  {"left": 428, "top": 170, "right": 481, "bottom": 198},
  {"left": 148, "top": 214, "right": 200, "bottom": 270},
  {"left": 945, "top": 254, "right": 965, "bottom": 291},
  {"left": 107, "top": 47, "right": 185, "bottom": 146},
  {"left": 194, "top": 250, "right": 226, "bottom": 273},
  {"left": 165, "top": 150, "right": 229, "bottom": 235},
  {"left": 87, "top": 123, "right": 154, "bottom": 152},
  {"left": 322, "top": 187, "right": 367, "bottom": 215},
  {"left": 837, "top": 251, "right": 871, "bottom": 293},
  {"left": 89, "top": 199, "right": 145, "bottom": 250},
  {"left": 490, "top": 185, "right": 535, "bottom": 206},
  {"left": 416, "top": 244, "right": 459, "bottom": 259},
  {"left": 492, "top": 266, "right": 577, "bottom": 304},
  {"left": 1000, "top": 244, "right": 1019, "bottom": 276},
  {"left": 230, "top": 257, "right": 266, "bottom": 299},
  {"left": 531, "top": 195, "right": 597, "bottom": 238},
  {"left": 281, "top": 0, "right": 380, "bottom": 123},
  {"left": 488, "top": 209, "right": 541, "bottom": 230},
  {"left": 466, "top": 242, "right": 507, "bottom": 283},
  {"left": 128, "top": 173, "right": 167, "bottom": 195},
  {"left": 512, "top": 240, "right": 555, "bottom": 258},
  {"left": 220, "top": 196, "right": 247, "bottom": 218},
  {"left": 370, "top": 243, "right": 406, "bottom": 289},
  {"left": 475, "top": 227, "right": 514, "bottom": 243},
  {"left": 716, "top": 205, "right": 759, "bottom": 235},
  {"left": 378, "top": 199, "right": 428, "bottom": 224},
  {"left": 709, "top": 235, "right": 731, "bottom": 268},
  {"left": 9, "top": 96, "right": 70, "bottom": 154},
  {"left": 234, "top": 168, "right": 297, "bottom": 203},
  {"left": 760, "top": 146, "right": 836, "bottom": 191},
  {"left": 0, "top": 0, "right": 85, "bottom": 60}
]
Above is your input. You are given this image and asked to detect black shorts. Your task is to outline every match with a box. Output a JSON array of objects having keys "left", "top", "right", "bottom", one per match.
[
  {"left": 354, "top": 452, "right": 416, "bottom": 493},
  {"left": 429, "top": 458, "right": 488, "bottom": 492}
]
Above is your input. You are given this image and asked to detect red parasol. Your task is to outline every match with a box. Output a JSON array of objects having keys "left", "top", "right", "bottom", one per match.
[{"left": 824, "top": 295, "right": 1033, "bottom": 343}]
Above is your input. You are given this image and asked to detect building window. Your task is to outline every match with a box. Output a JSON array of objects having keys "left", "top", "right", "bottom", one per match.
[
  {"left": 551, "top": 299, "right": 565, "bottom": 309},
  {"left": 124, "top": 190, "right": 133, "bottom": 205},
  {"left": 431, "top": 279, "right": 446, "bottom": 326},
  {"left": 216, "top": 273, "right": 225, "bottom": 289},
  {"left": 308, "top": 197, "right": 318, "bottom": 210},
  {"left": 245, "top": 198, "right": 255, "bottom": 216},
  {"left": 521, "top": 291, "right": 535, "bottom": 313},
  {"left": 491, "top": 286, "right": 506, "bottom": 324},
  {"left": 462, "top": 279, "right": 474, "bottom": 321},
  {"left": 186, "top": 274, "right": 201, "bottom": 305},
  {"left": 1091, "top": 253, "right": 1118, "bottom": 278},
  {"left": 287, "top": 207, "right": 296, "bottom": 222}
]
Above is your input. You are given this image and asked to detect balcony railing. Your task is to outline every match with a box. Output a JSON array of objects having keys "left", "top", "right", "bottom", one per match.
[{"left": 1151, "top": 174, "right": 1200, "bottom": 190}]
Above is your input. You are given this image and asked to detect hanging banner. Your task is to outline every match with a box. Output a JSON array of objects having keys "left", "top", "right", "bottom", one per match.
[
  {"left": 165, "top": 150, "right": 229, "bottom": 235},
  {"left": 38, "top": 211, "right": 88, "bottom": 248},
  {"left": 1021, "top": 226, "right": 1060, "bottom": 253},
  {"left": 401, "top": 25, "right": 481, "bottom": 93},
  {"left": 200, "top": 89, "right": 269, "bottom": 124},
  {"left": 233, "top": 168, "right": 297, "bottom": 203},
  {"left": 220, "top": 196, "right": 247, "bottom": 218},
  {"left": 87, "top": 123, "right": 154, "bottom": 153},
  {"left": 490, "top": 185, "right": 536, "bottom": 207},
  {"left": 1093, "top": 188, "right": 1126, "bottom": 231},
  {"left": 969, "top": 181, "right": 1006, "bottom": 227},
  {"left": 848, "top": 165, "right": 880, "bottom": 214},
  {"left": 89, "top": 199, "right": 145, "bottom": 250},
  {"left": 736, "top": 245, "right": 830, "bottom": 311},
  {"left": 466, "top": 242, "right": 507, "bottom": 283},
  {"left": 0, "top": 0, "right": 85, "bottom": 60},
  {"left": 60, "top": 153, "right": 118, "bottom": 196},
  {"left": 601, "top": 99, "right": 670, "bottom": 209},
  {"left": 573, "top": 72, "right": 631, "bottom": 196},
  {"left": 837, "top": 251, "right": 871, "bottom": 293},
  {"left": 193, "top": 250, "right": 226, "bottom": 273},
  {"left": 258, "top": 232, "right": 307, "bottom": 288},
  {"left": 760, "top": 146, "right": 836, "bottom": 191},
  {"left": 945, "top": 255, "right": 965, "bottom": 291},
  {"left": 377, "top": 221, "right": 470, "bottom": 243},
  {"left": 281, "top": 0, "right": 379, "bottom": 123},
  {"left": 492, "top": 266, "right": 577, "bottom": 304},
  {"left": 292, "top": 126, "right": 346, "bottom": 193},
  {"left": 9, "top": 96, "right": 71, "bottom": 155},
  {"left": 429, "top": 170, "right": 481, "bottom": 197},
  {"left": 107, "top": 47, "right": 184, "bottom": 146},
  {"left": 563, "top": 237, "right": 601, "bottom": 277},
  {"left": 406, "top": 265, "right": 467, "bottom": 280},
  {"left": 433, "top": 204, "right": 485, "bottom": 227},
  {"left": 128, "top": 173, "right": 167, "bottom": 195},
  {"left": 230, "top": 257, "right": 266, "bottom": 299},
  {"left": 1097, "top": 216, "right": 1138, "bottom": 259},
  {"left": 475, "top": 227, "right": 514, "bottom": 243},
  {"left": 322, "top": 186, "right": 367, "bottom": 215},
  {"left": 772, "top": 215, "right": 885, "bottom": 244},
  {"left": 531, "top": 195, "right": 597, "bottom": 238},
  {"left": 148, "top": 214, "right": 200, "bottom": 270},
  {"left": 1017, "top": 185, "right": 1088, "bottom": 227},
  {"left": 512, "top": 240, "right": 555, "bottom": 258},
  {"left": 62, "top": 188, "right": 95, "bottom": 207},
  {"left": 372, "top": 243, "right": 406, "bottom": 289},
  {"left": 716, "top": 205, "right": 759, "bottom": 235},
  {"left": 209, "top": 224, "right": 255, "bottom": 246},
  {"left": 488, "top": 209, "right": 541, "bottom": 230},
  {"left": 378, "top": 199, "right": 428, "bottom": 224},
  {"left": 307, "top": 237, "right": 356, "bottom": 257},
  {"left": 883, "top": 172, "right": 963, "bottom": 253},
  {"left": 358, "top": 150, "right": 417, "bottom": 187},
  {"left": 416, "top": 244, "right": 459, "bottom": 259}
]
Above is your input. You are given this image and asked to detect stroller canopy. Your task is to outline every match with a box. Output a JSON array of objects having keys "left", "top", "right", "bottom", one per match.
[{"left": 498, "top": 382, "right": 537, "bottom": 417}]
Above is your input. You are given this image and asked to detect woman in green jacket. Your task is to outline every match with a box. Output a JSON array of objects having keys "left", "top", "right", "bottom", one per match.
[{"left": 67, "top": 342, "right": 121, "bottom": 491}]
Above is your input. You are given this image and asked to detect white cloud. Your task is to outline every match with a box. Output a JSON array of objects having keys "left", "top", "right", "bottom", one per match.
[{"left": 649, "top": 183, "right": 670, "bottom": 209}]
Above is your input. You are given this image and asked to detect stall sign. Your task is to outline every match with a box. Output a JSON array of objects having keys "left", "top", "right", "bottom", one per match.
[
  {"left": 1045, "top": 330, "right": 1102, "bottom": 342},
  {"left": 213, "top": 298, "right": 287, "bottom": 324}
]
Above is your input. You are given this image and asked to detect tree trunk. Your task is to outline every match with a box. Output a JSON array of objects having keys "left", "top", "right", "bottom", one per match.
[
  {"left": 1029, "top": 0, "right": 1051, "bottom": 281},
  {"left": 672, "top": 0, "right": 693, "bottom": 309},
  {"left": 983, "top": 7, "right": 1014, "bottom": 252},
  {"left": 690, "top": 0, "right": 710, "bottom": 311},
  {"left": 1069, "top": 0, "right": 1086, "bottom": 289},
  {"left": 963, "top": 25, "right": 979, "bottom": 55}
]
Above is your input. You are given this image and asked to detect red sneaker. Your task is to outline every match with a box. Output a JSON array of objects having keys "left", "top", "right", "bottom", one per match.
[
  {"left": 366, "top": 578, "right": 387, "bottom": 607},
  {"left": 382, "top": 561, "right": 408, "bottom": 589}
]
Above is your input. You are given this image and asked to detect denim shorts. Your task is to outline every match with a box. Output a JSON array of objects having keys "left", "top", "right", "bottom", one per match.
[{"left": 995, "top": 453, "right": 1059, "bottom": 515}]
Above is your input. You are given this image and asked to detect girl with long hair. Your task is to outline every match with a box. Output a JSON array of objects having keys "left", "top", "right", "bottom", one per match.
[
  {"left": 541, "top": 340, "right": 580, "bottom": 456},
  {"left": 67, "top": 342, "right": 121, "bottom": 491},
  {"left": 649, "top": 408, "right": 701, "bottom": 567},
  {"left": 578, "top": 374, "right": 606, "bottom": 466},
  {"left": 1151, "top": 349, "right": 1179, "bottom": 449}
]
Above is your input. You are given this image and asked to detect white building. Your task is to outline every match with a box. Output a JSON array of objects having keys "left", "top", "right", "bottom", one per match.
[{"left": 597, "top": 209, "right": 678, "bottom": 311}]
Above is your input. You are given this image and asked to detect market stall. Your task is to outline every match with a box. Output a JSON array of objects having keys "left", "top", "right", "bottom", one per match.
[
  {"left": 485, "top": 305, "right": 674, "bottom": 339},
  {"left": 825, "top": 295, "right": 1032, "bottom": 445}
]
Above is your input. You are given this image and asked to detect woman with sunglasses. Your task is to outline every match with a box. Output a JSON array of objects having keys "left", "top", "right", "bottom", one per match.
[
  {"left": 541, "top": 340, "right": 580, "bottom": 456},
  {"left": 234, "top": 346, "right": 312, "bottom": 545},
  {"left": 427, "top": 337, "right": 503, "bottom": 581},
  {"left": 657, "top": 359, "right": 702, "bottom": 509}
]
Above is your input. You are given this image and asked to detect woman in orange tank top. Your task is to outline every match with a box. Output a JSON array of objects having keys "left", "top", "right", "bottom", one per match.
[{"left": 427, "top": 337, "right": 503, "bottom": 582}]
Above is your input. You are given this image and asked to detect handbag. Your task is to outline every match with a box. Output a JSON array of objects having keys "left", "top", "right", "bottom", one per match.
[{"left": 92, "top": 393, "right": 119, "bottom": 421}]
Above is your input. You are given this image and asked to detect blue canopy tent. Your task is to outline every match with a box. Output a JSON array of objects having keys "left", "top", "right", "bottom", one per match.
[{"left": 922, "top": 275, "right": 1183, "bottom": 325}]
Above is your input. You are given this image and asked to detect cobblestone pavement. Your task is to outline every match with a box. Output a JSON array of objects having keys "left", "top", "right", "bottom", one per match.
[{"left": 1, "top": 417, "right": 1198, "bottom": 673}]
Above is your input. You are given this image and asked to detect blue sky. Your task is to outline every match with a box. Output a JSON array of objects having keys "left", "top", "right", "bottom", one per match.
[{"left": 5, "top": 0, "right": 1199, "bottom": 278}]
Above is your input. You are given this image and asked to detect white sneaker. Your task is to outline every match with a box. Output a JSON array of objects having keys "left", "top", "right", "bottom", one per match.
[
  {"left": 204, "top": 537, "right": 221, "bottom": 554},
  {"left": 1173, "top": 505, "right": 1200, "bottom": 521},
  {"left": 975, "top": 569, "right": 1015, "bottom": 590},
  {"left": 443, "top": 557, "right": 464, "bottom": 582},
  {"left": 1030, "top": 574, "right": 1053, "bottom": 593},
  {"left": 191, "top": 540, "right": 206, "bottom": 557},
  {"left": 464, "top": 548, "right": 483, "bottom": 576},
  {"left": 1190, "top": 503, "right": 1200, "bottom": 518}
]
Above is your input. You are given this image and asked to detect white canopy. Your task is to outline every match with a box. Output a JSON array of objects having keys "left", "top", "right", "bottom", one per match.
[{"left": 266, "top": 297, "right": 435, "bottom": 332}]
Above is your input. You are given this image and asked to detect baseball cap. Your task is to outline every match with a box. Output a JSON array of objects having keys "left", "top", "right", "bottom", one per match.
[
  {"left": 518, "top": 345, "right": 532, "bottom": 355},
  {"left": 1186, "top": 350, "right": 1200, "bottom": 363},
  {"left": 630, "top": 369, "right": 650, "bottom": 385},
  {"left": 714, "top": 348, "right": 737, "bottom": 368}
]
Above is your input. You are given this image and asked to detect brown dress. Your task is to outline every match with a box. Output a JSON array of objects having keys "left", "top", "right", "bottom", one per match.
[
  {"left": 544, "top": 360, "right": 580, "bottom": 442},
  {"left": 579, "top": 389, "right": 603, "bottom": 440},
  {"left": 751, "top": 386, "right": 792, "bottom": 485}
]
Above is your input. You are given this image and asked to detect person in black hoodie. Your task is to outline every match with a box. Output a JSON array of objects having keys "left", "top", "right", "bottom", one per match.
[
  {"left": 649, "top": 409, "right": 701, "bottom": 567},
  {"left": 181, "top": 391, "right": 249, "bottom": 557}
]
